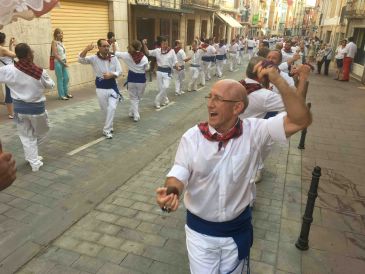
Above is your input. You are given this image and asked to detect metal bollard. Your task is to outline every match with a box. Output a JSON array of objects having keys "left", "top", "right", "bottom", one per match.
[
  {"left": 295, "top": 166, "right": 321, "bottom": 250},
  {"left": 298, "top": 102, "right": 312, "bottom": 149}
]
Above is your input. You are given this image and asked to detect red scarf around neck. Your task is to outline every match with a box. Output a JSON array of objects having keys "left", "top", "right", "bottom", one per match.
[
  {"left": 14, "top": 59, "right": 43, "bottom": 80},
  {"left": 201, "top": 43, "right": 209, "bottom": 49},
  {"left": 239, "top": 79, "right": 263, "bottom": 94},
  {"left": 198, "top": 119, "right": 243, "bottom": 151},
  {"left": 130, "top": 51, "right": 144, "bottom": 64},
  {"left": 161, "top": 47, "right": 171, "bottom": 55},
  {"left": 96, "top": 52, "right": 112, "bottom": 62},
  {"left": 174, "top": 47, "right": 181, "bottom": 54}
]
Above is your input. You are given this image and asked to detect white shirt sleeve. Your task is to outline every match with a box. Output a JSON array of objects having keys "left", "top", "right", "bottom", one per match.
[
  {"left": 148, "top": 48, "right": 158, "bottom": 57},
  {"left": 0, "top": 66, "right": 12, "bottom": 83},
  {"left": 78, "top": 54, "right": 94, "bottom": 64},
  {"left": 264, "top": 92, "right": 285, "bottom": 113},
  {"left": 114, "top": 51, "right": 129, "bottom": 60},
  {"left": 167, "top": 131, "right": 194, "bottom": 186},
  {"left": 40, "top": 70, "right": 55, "bottom": 89},
  {"left": 254, "top": 112, "right": 287, "bottom": 147},
  {"left": 112, "top": 57, "right": 122, "bottom": 77}
]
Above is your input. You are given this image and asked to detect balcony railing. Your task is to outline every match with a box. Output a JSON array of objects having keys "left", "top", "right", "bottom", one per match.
[
  {"left": 345, "top": 0, "right": 365, "bottom": 17},
  {"left": 181, "top": 0, "right": 220, "bottom": 9},
  {"left": 134, "top": 0, "right": 180, "bottom": 10}
]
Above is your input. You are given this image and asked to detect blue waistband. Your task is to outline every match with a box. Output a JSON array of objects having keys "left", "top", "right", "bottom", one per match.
[
  {"left": 13, "top": 99, "right": 45, "bottom": 115},
  {"left": 157, "top": 66, "right": 172, "bottom": 74},
  {"left": 127, "top": 70, "right": 146, "bottom": 83},
  {"left": 240, "top": 48, "right": 244, "bottom": 51},
  {"left": 216, "top": 55, "right": 225, "bottom": 60},
  {"left": 247, "top": 47, "right": 254, "bottom": 49},
  {"left": 202, "top": 56, "right": 215, "bottom": 62},
  {"left": 223, "top": 54, "right": 227, "bottom": 59},
  {"left": 191, "top": 64, "right": 200, "bottom": 68},
  {"left": 187, "top": 207, "right": 253, "bottom": 260},
  {"left": 95, "top": 77, "right": 122, "bottom": 100}
]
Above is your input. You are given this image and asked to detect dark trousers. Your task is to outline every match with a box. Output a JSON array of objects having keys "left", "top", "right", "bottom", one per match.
[
  {"left": 317, "top": 60, "right": 324, "bottom": 74},
  {"left": 324, "top": 60, "right": 331, "bottom": 75}
]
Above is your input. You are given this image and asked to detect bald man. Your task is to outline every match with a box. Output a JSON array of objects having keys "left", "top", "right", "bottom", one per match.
[{"left": 155, "top": 71, "right": 311, "bottom": 272}]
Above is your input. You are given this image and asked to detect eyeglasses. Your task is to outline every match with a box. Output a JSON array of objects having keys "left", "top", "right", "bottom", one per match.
[{"left": 205, "top": 94, "right": 242, "bottom": 103}]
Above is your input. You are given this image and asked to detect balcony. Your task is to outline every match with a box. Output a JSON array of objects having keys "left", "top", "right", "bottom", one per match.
[
  {"left": 345, "top": 0, "right": 365, "bottom": 18},
  {"left": 133, "top": 0, "right": 181, "bottom": 10},
  {"left": 181, "top": 0, "right": 220, "bottom": 11}
]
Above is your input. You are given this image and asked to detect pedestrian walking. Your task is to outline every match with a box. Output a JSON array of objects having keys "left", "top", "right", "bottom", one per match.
[
  {"left": 228, "top": 39, "right": 239, "bottom": 72},
  {"left": 142, "top": 36, "right": 179, "bottom": 109},
  {"left": 52, "top": 28, "right": 72, "bottom": 100},
  {"left": 115, "top": 40, "right": 149, "bottom": 122},
  {"left": 247, "top": 37, "right": 255, "bottom": 59},
  {"left": 322, "top": 43, "right": 333, "bottom": 76},
  {"left": 0, "top": 43, "right": 55, "bottom": 172},
  {"left": 187, "top": 39, "right": 204, "bottom": 92},
  {"left": 215, "top": 39, "right": 227, "bottom": 78},
  {"left": 155, "top": 68, "right": 311, "bottom": 273},
  {"left": 341, "top": 37, "right": 357, "bottom": 81},
  {"left": 315, "top": 44, "right": 326, "bottom": 74},
  {"left": 173, "top": 40, "right": 190, "bottom": 95},
  {"left": 334, "top": 40, "right": 347, "bottom": 80},
  {"left": 0, "top": 32, "right": 16, "bottom": 119},
  {"left": 78, "top": 39, "right": 122, "bottom": 139}
]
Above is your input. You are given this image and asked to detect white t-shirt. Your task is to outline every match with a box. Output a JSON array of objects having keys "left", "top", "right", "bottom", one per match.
[
  {"left": 345, "top": 42, "right": 357, "bottom": 58},
  {"left": 78, "top": 54, "right": 122, "bottom": 78},
  {"left": 148, "top": 48, "right": 177, "bottom": 68},
  {"left": 167, "top": 113, "right": 287, "bottom": 222},
  {"left": 229, "top": 43, "right": 239, "bottom": 53},
  {"left": 175, "top": 49, "right": 187, "bottom": 66},
  {"left": 335, "top": 46, "right": 347, "bottom": 60},
  {"left": 115, "top": 51, "right": 149, "bottom": 73},
  {"left": 189, "top": 49, "right": 204, "bottom": 66},
  {"left": 0, "top": 64, "right": 55, "bottom": 102},
  {"left": 239, "top": 78, "right": 285, "bottom": 119}
]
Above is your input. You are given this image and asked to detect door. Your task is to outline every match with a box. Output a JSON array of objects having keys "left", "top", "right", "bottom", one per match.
[{"left": 136, "top": 18, "right": 155, "bottom": 49}]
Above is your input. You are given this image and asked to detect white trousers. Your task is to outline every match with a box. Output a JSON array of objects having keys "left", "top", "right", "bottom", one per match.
[
  {"left": 185, "top": 225, "right": 247, "bottom": 274},
  {"left": 156, "top": 71, "right": 171, "bottom": 106},
  {"left": 96, "top": 88, "right": 118, "bottom": 132},
  {"left": 188, "top": 67, "right": 201, "bottom": 91},
  {"left": 229, "top": 53, "right": 238, "bottom": 71},
  {"left": 174, "top": 69, "right": 185, "bottom": 94},
  {"left": 128, "top": 82, "right": 146, "bottom": 120},
  {"left": 216, "top": 60, "right": 224, "bottom": 77},
  {"left": 247, "top": 49, "right": 254, "bottom": 60},
  {"left": 202, "top": 61, "right": 212, "bottom": 81},
  {"left": 16, "top": 112, "right": 49, "bottom": 168}
]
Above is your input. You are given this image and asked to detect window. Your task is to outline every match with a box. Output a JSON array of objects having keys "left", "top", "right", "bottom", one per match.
[
  {"left": 354, "top": 28, "right": 365, "bottom": 65},
  {"left": 187, "top": 19, "right": 195, "bottom": 45}
]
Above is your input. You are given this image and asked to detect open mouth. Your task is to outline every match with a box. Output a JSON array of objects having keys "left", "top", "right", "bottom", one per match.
[{"left": 210, "top": 112, "right": 218, "bottom": 117}]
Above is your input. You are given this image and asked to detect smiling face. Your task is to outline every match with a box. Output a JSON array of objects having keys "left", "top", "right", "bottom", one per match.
[
  {"left": 98, "top": 39, "right": 110, "bottom": 55},
  {"left": 267, "top": 51, "right": 281, "bottom": 65},
  {"left": 207, "top": 80, "right": 245, "bottom": 134}
]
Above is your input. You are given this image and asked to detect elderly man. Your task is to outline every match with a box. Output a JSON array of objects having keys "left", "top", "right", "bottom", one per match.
[
  {"left": 0, "top": 43, "right": 55, "bottom": 172},
  {"left": 79, "top": 39, "right": 122, "bottom": 139},
  {"left": 155, "top": 63, "right": 311, "bottom": 273}
]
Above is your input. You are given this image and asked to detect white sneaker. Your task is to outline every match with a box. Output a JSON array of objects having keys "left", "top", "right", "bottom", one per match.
[
  {"left": 254, "top": 169, "right": 263, "bottom": 184},
  {"left": 155, "top": 104, "right": 161, "bottom": 109},
  {"left": 175, "top": 92, "right": 181, "bottom": 96},
  {"left": 103, "top": 130, "right": 113, "bottom": 139},
  {"left": 38, "top": 156, "right": 43, "bottom": 161},
  {"left": 31, "top": 161, "right": 43, "bottom": 172},
  {"left": 162, "top": 99, "right": 170, "bottom": 106},
  {"left": 133, "top": 116, "right": 140, "bottom": 122},
  {"left": 180, "top": 91, "right": 185, "bottom": 94},
  {"left": 128, "top": 112, "right": 134, "bottom": 118}
]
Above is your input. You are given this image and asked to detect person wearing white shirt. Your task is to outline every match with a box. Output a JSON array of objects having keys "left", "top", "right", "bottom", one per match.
[
  {"left": 215, "top": 39, "right": 227, "bottom": 78},
  {"left": 0, "top": 43, "right": 55, "bottom": 172},
  {"left": 267, "top": 50, "right": 295, "bottom": 93},
  {"left": 201, "top": 39, "right": 216, "bottom": 84},
  {"left": 341, "top": 37, "right": 357, "bottom": 81},
  {"left": 79, "top": 39, "right": 123, "bottom": 139},
  {"left": 238, "top": 37, "right": 245, "bottom": 65},
  {"left": 247, "top": 38, "right": 255, "bottom": 59},
  {"left": 155, "top": 69, "right": 311, "bottom": 273},
  {"left": 115, "top": 40, "right": 149, "bottom": 122},
  {"left": 187, "top": 40, "right": 205, "bottom": 92},
  {"left": 142, "top": 37, "right": 178, "bottom": 108},
  {"left": 228, "top": 39, "right": 239, "bottom": 72},
  {"left": 107, "top": 31, "right": 119, "bottom": 53},
  {"left": 173, "top": 40, "right": 191, "bottom": 95},
  {"left": 334, "top": 40, "right": 347, "bottom": 80}
]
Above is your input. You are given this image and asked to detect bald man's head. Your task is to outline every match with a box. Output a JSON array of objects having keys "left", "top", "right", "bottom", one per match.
[{"left": 213, "top": 79, "right": 249, "bottom": 113}]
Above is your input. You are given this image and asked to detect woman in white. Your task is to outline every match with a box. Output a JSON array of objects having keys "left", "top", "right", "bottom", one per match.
[
  {"left": 228, "top": 39, "right": 239, "bottom": 72},
  {"left": 187, "top": 40, "right": 205, "bottom": 92},
  {"left": 115, "top": 40, "right": 149, "bottom": 122},
  {"left": 334, "top": 40, "right": 347, "bottom": 80},
  {"left": 173, "top": 40, "right": 190, "bottom": 95},
  {"left": 215, "top": 39, "right": 227, "bottom": 78},
  {"left": 52, "top": 28, "right": 71, "bottom": 100},
  {"left": 0, "top": 43, "right": 55, "bottom": 172}
]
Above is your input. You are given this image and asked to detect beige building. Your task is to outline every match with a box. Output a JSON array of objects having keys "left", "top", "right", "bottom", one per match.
[{"left": 1, "top": 0, "right": 129, "bottom": 94}]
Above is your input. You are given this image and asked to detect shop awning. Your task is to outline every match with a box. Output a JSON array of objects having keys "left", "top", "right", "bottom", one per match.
[{"left": 216, "top": 12, "right": 242, "bottom": 28}]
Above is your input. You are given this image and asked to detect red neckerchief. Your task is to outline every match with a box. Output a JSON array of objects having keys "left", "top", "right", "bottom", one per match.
[
  {"left": 14, "top": 59, "right": 43, "bottom": 80},
  {"left": 239, "top": 79, "right": 263, "bottom": 94},
  {"left": 201, "top": 43, "right": 209, "bottom": 49},
  {"left": 198, "top": 119, "right": 243, "bottom": 151},
  {"left": 96, "top": 52, "right": 112, "bottom": 62},
  {"left": 174, "top": 47, "right": 181, "bottom": 54},
  {"left": 161, "top": 47, "right": 171, "bottom": 55},
  {"left": 130, "top": 51, "right": 144, "bottom": 64},
  {"left": 107, "top": 39, "right": 112, "bottom": 45}
]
